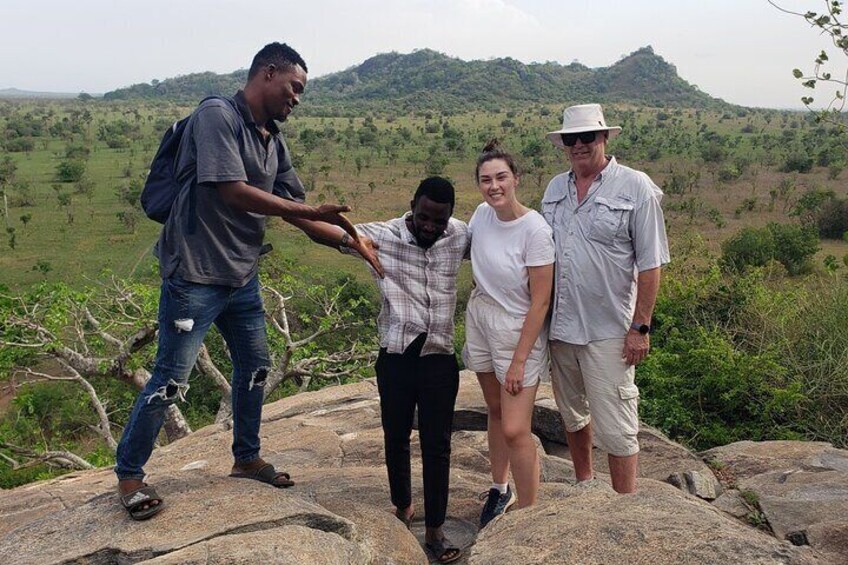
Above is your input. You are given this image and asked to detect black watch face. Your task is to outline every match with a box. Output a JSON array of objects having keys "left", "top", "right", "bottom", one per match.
[{"left": 639, "top": 324, "right": 650, "bottom": 335}]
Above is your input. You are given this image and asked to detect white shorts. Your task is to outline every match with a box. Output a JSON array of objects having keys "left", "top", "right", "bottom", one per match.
[
  {"left": 549, "top": 339, "right": 640, "bottom": 457},
  {"left": 462, "top": 290, "right": 549, "bottom": 386}
]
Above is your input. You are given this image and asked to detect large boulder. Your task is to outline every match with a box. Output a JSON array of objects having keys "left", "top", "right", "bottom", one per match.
[
  {"left": 470, "top": 480, "right": 815, "bottom": 565},
  {"left": 703, "top": 440, "right": 848, "bottom": 562},
  {"left": 0, "top": 373, "right": 838, "bottom": 563}
]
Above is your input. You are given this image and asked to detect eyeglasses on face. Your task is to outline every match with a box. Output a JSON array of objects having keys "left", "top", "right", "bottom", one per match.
[{"left": 561, "top": 131, "right": 603, "bottom": 146}]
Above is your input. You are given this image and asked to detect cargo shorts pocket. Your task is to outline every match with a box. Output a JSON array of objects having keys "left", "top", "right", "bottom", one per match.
[{"left": 617, "top": 384, "right": 640, "bottom": 436}]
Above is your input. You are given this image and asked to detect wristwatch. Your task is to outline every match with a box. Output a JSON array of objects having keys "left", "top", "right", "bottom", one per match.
[{"left": 630, "top": 322, "right": 651, "bottom": 335}]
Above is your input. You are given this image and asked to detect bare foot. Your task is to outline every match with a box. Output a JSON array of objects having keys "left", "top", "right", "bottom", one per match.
[{"left": 231, "top": 458, "right": 269, "bottom": 475}]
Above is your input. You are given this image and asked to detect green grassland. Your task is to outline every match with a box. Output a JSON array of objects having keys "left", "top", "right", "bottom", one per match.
[{"left": 1, "top": 99, "right": 846, "bottom": 289}]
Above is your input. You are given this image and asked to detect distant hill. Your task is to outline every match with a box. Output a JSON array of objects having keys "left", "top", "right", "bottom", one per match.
[
  {"left": 103, "top": 47, "right": 729, "bottom": 111},
  {"left": 0, "top": 88, "right": 85, "bottom": 99}
]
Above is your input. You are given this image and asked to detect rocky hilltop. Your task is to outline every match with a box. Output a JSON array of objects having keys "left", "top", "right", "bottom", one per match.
[{"left": 1, "top": 373, "right": 845, "bottom": 564}]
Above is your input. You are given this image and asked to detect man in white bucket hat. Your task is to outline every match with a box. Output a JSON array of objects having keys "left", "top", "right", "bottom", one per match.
[{"left": 540, "top": 103, "right": 669, "bottom": 493}]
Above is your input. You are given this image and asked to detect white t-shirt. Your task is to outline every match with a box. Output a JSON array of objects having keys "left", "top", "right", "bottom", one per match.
[{"left": 469, "top": 203, "right": 555, "bottom": 317}]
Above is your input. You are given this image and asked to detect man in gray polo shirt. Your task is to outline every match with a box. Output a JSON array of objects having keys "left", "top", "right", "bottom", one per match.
[
  {"left": 541, "top": 104, "right": 669, "bottom": 494},
  {"left": 114, "top": 42, "right": 377, "bottom": 520}
]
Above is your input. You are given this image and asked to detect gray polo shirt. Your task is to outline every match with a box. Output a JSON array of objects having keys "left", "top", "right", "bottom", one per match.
[
  {"left": 156, "top": 91, "right": 305, "bottom": 287},
  {"left": 541, "top": 156, "right": 670, "bottom": 345}
]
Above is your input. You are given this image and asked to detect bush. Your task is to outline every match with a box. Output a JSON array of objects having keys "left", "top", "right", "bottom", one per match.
[
  {"left": 720, "top": 227, "right": 775, "bottom": 272},
  {"left": 717, "top": 164, "right": 741, "bottom": 182},
  {"left": 767, "top": 222, "right": 819, "bottom": 275},
  {"left": 639, "top": 326, "right": 802, "bottom": 449},
  {"left": 55, "top": 159, "right": 86, "bottom": 183},
  {"left": 816, "top": 197, "right": 848, "bottom": 239},
  {"left": 720, "top": 223, "right": 819, "bottom": 275},
  {"left": 781, "top": 152, "right": 814, "bottom": 173},
  {"left": 4, "top": 137, "right": 35, "bottom": 153},
  {"left": 642, "top": 268, "right": 808, "bottom": 450}
]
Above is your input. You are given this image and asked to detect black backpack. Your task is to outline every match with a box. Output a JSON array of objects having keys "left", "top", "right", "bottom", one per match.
[
  {"left": 140, "top": 96, "right": 305, "bottom": 224},
  {"left": 141, "top": 96, "right": 235, "bottom": 223}
]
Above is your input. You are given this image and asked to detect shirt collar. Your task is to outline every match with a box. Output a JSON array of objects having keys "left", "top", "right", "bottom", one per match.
[
  {"left": 568, "top": 155, "right": 617, "bottom": 182},
  {"left": 233, "top": 90, "right": 281, "bottom": 136}
]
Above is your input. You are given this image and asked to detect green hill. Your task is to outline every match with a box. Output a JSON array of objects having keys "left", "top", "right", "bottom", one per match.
[{"left": 103, "top": 46, "right": 727, "bottom": 111}]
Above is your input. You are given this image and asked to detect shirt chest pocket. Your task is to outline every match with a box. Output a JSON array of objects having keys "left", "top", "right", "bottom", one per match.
[{"left": 588, "top": 197, "right": 633, "bottom": 245}]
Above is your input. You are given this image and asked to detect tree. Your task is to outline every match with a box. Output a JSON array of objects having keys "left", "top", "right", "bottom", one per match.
[
  {"left": 55, "top": 159, "right": 86, "bottom": 183},
  {"left": 19, "top": 213, "right": 32, "bottom": 232},
  {"left": 0, "top": 156, "right": 17, "bottom": 231},
  {"left": 770, "top": 1, "right": 848, "bottom": 130},
  {"left": 0, "top": 272, "right": 377, "bottom": 472}
]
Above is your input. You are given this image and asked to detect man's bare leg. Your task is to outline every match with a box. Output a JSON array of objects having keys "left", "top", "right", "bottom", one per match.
[
  {"left": 565, "top": 423, "right": 593, "bottom": 482},
  {"left": 608, "top": 453, "right": 638, "bottom": 493}
]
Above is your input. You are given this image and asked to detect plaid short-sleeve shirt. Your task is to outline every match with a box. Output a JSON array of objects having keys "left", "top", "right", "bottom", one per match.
[{"left": 347, "top": 214, "right": 470, "bottom": 356}]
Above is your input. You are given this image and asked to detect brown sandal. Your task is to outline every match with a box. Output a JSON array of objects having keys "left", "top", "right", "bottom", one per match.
[{"left": 229, "top": 463, "right": 295, "bottom": 488}]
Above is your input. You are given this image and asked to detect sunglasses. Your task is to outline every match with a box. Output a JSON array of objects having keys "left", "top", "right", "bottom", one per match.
[{"left": 561, "top": 131, "right": 604, "bottom": 146}]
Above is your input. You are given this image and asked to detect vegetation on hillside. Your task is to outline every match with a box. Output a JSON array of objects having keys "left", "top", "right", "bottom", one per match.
[{"left": 104, "top": 47, "right": 727, "bottom": 113}]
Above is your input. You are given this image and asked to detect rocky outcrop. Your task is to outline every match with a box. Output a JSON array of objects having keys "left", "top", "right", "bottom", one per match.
[
  {"left": 0, "top": 372, "right": 837, "bottom": 564},
  {"left": 704, "top": 441, "right": 848, "bottom": 563}
]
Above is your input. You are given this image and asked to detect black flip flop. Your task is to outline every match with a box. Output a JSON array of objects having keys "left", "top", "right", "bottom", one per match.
[
  {"left": 229, "top": 463, "right": 295, "bottom": 488},
  {"left": 426, "top": 537, "right": 462, "bottom": 564},
  {"left": 120, "top": 484, "right": 165, "bottom": 521}
]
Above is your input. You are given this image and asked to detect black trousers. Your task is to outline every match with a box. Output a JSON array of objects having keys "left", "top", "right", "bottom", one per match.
[{"left": 375, "top": 333, "right": 459, "bottom": 528}]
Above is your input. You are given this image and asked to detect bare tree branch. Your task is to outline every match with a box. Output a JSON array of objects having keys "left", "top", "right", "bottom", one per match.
[
  {"left": 0, "top": 442, "right": 93, "bottom": 471},
  {"left": 263, "top": 285, "right": 293, "bottom": 347},
  {"left": 19, "top": 365, "right": 118, "bottom": 451},
  {"left": 196, "top": 344, "right": 233, "bottom": 423},
  {"left": 82, "top": 305, "right": 123, "bottom": 348}
]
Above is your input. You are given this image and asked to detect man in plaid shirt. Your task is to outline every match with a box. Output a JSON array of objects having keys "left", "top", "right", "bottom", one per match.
[{"left": 330, "top": 176, "right": 468, "bottom": 563}]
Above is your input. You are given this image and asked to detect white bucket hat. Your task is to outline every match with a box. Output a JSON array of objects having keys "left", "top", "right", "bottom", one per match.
[{"left": 546, "top": 103, "right": 622, "bottom": 148}]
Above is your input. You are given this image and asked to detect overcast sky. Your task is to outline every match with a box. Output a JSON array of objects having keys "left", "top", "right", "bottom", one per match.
[{"left": 2, "top": 0, "right": 844, "bottom": 109}]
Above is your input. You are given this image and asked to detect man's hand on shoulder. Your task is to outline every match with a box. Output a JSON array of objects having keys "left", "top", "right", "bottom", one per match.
[{"left": 346, "top": 234, "right": 384, "bottom": 279}]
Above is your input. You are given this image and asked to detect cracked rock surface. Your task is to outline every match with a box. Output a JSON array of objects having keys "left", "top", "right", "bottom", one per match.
[{"left": 0, "top": 373, "right": 840, "bottom": 563}]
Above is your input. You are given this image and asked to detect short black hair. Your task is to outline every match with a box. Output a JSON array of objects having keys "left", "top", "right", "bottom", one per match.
[
  {"left": 248, "top": 42, "right": 308, "bottom": 79},
  {"left": 413, "top": 176, "right": 455, "bottom": 211}
]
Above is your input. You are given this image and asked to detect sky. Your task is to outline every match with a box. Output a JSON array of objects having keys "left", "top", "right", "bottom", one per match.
[{"left": 1, "top": 0, "right": 845, "bottom": 109}]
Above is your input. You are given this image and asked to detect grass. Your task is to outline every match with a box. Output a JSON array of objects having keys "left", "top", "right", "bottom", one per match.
[{"left": 1, "top": 99, "right": 847, "bottom": 290}]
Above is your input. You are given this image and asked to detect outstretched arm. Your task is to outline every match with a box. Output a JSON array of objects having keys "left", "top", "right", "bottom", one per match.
[
  {"left": 285, "top": 217, "right": 384, "bottom": 279},
  {"left": 216, "top": 180, "right": 358, "bottom": 240},
  {"left": 504, "top": 263, "right": 553, "bottom": 396}
]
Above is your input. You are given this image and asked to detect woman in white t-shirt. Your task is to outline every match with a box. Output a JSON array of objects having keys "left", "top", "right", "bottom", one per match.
[{"left": 463, "top": 139, "right": 555, "bottom": 527}]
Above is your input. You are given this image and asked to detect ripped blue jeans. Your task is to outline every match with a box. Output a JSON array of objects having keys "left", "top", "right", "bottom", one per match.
[{"left": 115, "top": 274, "right": 270, "bottom": 480}]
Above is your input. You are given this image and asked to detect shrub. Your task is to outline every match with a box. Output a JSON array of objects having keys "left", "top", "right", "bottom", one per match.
[
  {"left": 767, "top": 222, "right": 819, "bottom": 275},
  {"left": 639, "top": 325, "right": 802, "bottom": 449},
  {"left": 815, "top": 197, "right": 848, "bottom": 239},
  {"left": 55, "top": 159, "right": 86, "bottom": 183},
  {"left": 781, "top": 152, "right": 814, "bottom": 173},
  {"left": 5, "top": 137, "right": 35, "bottom": 153},
  {"left": 720, "top": 223, "right": 818, "bottom": 276},
  {"left": 717, "top": 164, "right": 741, "bottom": 182},
  {"left": 720, "top": 227, "right": 775, "bottom": 272},
  {"left": 793, "top": 189, "right": 835, "bottom": 225}
]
